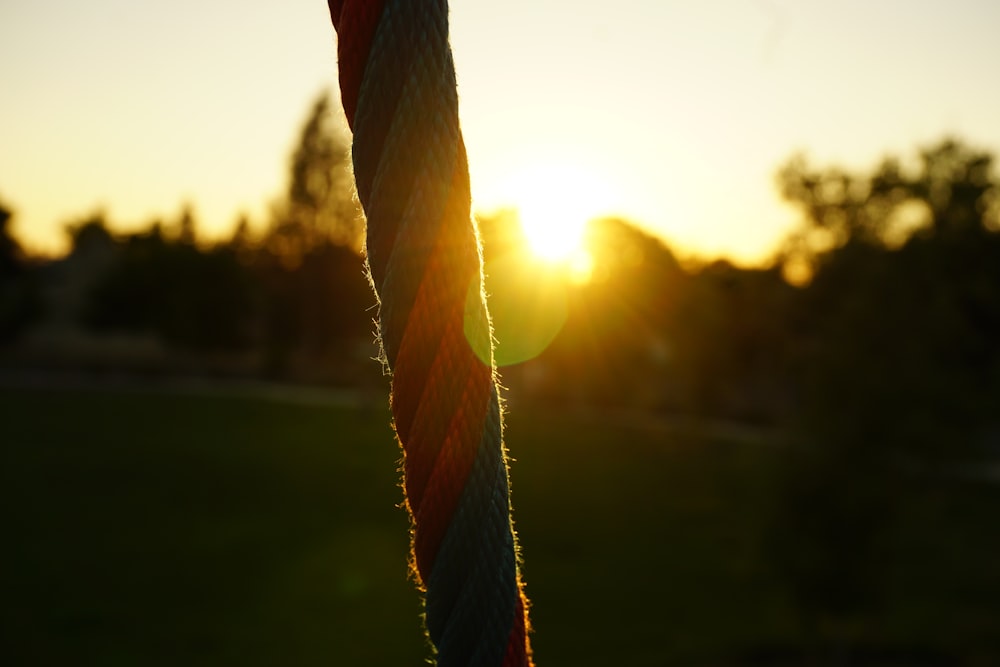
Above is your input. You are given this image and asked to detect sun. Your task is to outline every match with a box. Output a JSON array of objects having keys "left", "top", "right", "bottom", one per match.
[
  {"left": 505, "top": 161, "right": 618, "bottom": 265},
  {"left": 518, "top": 191, "right": 586, "bottom": 262}
]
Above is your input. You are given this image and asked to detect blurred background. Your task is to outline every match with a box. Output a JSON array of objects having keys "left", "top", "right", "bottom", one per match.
[{"left": 2, "top": 1, "right": 999, "bottom": 665}]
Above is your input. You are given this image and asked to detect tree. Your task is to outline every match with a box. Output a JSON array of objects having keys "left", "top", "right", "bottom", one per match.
[
  {"left": 767, "top": 138, "right": 1000, "bottom": 646},
  {"left": 777, "top": 137, "right": 999, "bottom": 278},
  {"left": 0, "top": 201, "right": 40, "bottom": 342},
  {"left": 84, "top": 213, "right": 257, "bottom": 351},
  {"left": 914, "top": 139, "right": 996, "bottom": 239},
  {"left": 514, "top": 217, "right": 686, "bottom": 407},
  {"left": 0, "top": 202, "right": 22, "bottom": 280},
  {"left": 266, "top": 91, "right": 363, "bottom": 265},
  {"left": 779, "top": 138, "right": 1000, "bottom": 457},
  {"left": 252, "top": 92, "right": 373, "bottom": 376}
]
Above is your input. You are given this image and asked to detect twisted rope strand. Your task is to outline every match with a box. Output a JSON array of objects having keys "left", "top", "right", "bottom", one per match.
[{"left": 327, "top": 2, "right": 533, "bottom": 665}]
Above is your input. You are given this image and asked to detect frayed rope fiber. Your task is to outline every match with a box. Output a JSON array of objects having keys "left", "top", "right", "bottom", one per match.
[{"left": 326, "top": 1, "right": 533, "bottom": 665}]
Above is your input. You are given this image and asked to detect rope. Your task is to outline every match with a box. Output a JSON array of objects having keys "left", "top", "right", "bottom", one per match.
[{"left": 326, "top": 2, "right": 533, "bottom": 665}]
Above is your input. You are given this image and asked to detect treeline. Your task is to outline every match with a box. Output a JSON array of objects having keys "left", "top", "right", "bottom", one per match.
[
  {"left": 1, "top": 92, "right": 998, "bottom": 459},
  {"left": 0, "top": 93, "right": 375, "bottom": 383},
  {"left": 473, "top": 138, "right": 1000, "bottom": 452}
]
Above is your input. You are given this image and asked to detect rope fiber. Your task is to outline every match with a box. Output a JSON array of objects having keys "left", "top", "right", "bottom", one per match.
[{"left": 326, "top": 2, "right": 533, "bottom": 665}]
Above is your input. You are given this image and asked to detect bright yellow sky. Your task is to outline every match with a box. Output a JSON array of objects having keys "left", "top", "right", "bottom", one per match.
[{"left": 2, "top": 0, "right": 1000, "bottom": 263}]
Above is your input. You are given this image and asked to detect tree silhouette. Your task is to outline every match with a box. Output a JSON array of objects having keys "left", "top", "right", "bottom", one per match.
[
  {"left": 915, "top": 139, "right": 996, "bottom": 239},
  {"left": 266, "top": 91, "right": 363, "bottom": 266},
  {"left": 778, "top": 138, "right": 999, "bottom": 275},
  {"left": 0, "top": 201, "right": 40, "bottom": 342},
  {"left": 249, "top": 91, "right": 374, "bottom": 378},
  {"left": 84, "top": 213, "right": 256, "bottom": 351},
  {"left": 0, "top": 202, "right": 21, "bottom": 280},
  {"left": 768, "top": 138, "right": 1000, "bottom": 648}
]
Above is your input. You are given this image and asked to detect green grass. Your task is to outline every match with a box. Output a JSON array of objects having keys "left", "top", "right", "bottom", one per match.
[
  {"left": 1, "top": 387, "right": 423, "bottom": 666},
  {"left": 2, "top": 386, "right": 998, "bottom": 665}
]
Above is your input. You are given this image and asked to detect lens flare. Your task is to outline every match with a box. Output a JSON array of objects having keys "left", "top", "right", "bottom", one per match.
[{"left": 465, "top": 254, "right": 569, "bottom": 367}]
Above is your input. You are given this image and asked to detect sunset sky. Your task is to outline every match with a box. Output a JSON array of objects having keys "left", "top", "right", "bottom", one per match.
[{"left": 2, "top": 0, "right": 999, "bottom": 263}]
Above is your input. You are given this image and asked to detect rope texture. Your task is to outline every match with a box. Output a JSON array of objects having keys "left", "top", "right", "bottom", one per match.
[{"left": 327, "top": 2, "right": 533, "bottom": 665}]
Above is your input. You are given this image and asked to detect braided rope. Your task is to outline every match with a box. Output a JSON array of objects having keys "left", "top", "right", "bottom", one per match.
[{"left": 327, "top": 2, "right": 533, "bottom": 665}]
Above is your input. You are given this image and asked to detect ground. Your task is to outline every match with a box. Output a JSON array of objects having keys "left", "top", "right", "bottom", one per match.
[{"left": 2, "top": 383, "right": 998, "bottom": 666}]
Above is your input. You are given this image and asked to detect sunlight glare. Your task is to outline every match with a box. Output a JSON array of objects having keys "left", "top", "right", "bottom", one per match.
[{"left": 507, "top": 162, "right": 618, "bottom": 263}]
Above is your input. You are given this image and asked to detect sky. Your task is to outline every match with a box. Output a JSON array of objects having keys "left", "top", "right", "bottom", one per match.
[{"left": 2, "top": 0, "right": 1000, "bottom": 263}]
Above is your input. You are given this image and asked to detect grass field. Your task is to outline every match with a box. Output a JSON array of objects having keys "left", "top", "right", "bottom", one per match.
[{"left": 2, "top": 385, "right": 998, "bottom": 666}]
